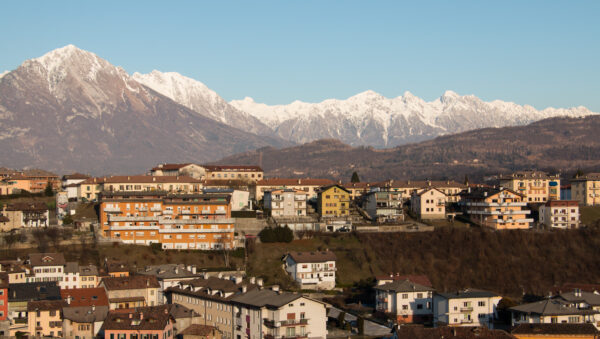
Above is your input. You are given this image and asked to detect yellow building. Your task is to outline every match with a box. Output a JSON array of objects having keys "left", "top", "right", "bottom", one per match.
[
  {"left": 27, "top": 300, "right": 66, "bottom": 337},
  {"left": 77, "top": 177, "right": 105, "bottom": 202},
  {"left": 460, "top": 187, "right": 532, "bottom": 230},
  {"left": 317, "top": 185, "right": 351, "bottom": 218},
  {"left": 499, "top": 171, "right": 561, "bottom": 202},
  {"left": 572, "top": 173, "right": 600, "bottom": 206}
]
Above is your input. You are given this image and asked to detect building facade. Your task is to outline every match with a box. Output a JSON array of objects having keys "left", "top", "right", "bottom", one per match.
[
  {"left": 499, "top": 171, "right": 561, "bottom": 202},
  {"left": 264, "top": 189, "right": 307, "bottom": 217},
  {"left": 375, "top": 279, "right": 435, "bottom": 324},
  {"left": 539, "top": 200, "right": 580, "bottom": 229},
  {"left": 284, "top": 251, "right": 337, "bottom": 290},
  {"left": 572, "top": 174, "right": 600, "bottom": 206},
  {"left": 411, "top": 188, "right": 446, "bottom": 220},
  {"left": 254, "top": 178, "right": 335, "bottom": 201},
  {"left": 460, "top": 187, "right": 533, "bottom": 230},
  {"left": 317, "top": 185, "right": 351, "bottom": 219},
  {"left": 433, "top": 290, "right": 502, "bottom": 329}
]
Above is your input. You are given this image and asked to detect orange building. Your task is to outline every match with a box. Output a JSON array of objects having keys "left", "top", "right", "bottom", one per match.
[
  {"left": 100, "top": 191, "right": 234, "bottom": 250},
  {"left": 460, "top": 187, "right": 533, "bottom": 230}
]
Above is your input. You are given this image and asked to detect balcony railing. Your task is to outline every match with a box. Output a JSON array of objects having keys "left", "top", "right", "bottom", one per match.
[
  {"left": 264, "top": 319, "right": 308, "bottom": 327},
  {"left": 460, "top": 307, "right": 473, "bottom": 312},
  {"left": 460, "top": 319, "right": 474, "bottom": 324}
]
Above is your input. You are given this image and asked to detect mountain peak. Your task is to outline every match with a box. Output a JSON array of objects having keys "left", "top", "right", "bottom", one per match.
[
  {"left": 440, "top": 90, "right": 460, "bottom": 103},
  {"left": 351, "top": 90, "right": 383, "bottom": 100}
]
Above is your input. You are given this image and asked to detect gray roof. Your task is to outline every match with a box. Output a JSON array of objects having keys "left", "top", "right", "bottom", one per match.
[
  {"left": 9, "top": 282, "right": 61, "bottom": 302},
  {"left": 375, "top": 279, "right": 434, "bottom": 293},
  {"left": 558, "top": 291, "right": 600, "bottom": 306},
  {"left": 28, "top": 253, "right": 66, "bottom": 267},
  {"left": 436, "top": 289, "right": 500, "bottom": 300},
  {"left": 510, "top": 299, "right": 598, "bottom": 316},
  {"left": 231, "top": 289, "right": 303, "bottom": 309},
  {"left": 166, "top": 303, "right": 198, "bottom": 319},
  {"left": 62, "top": 305, "right": 109, "bottom": 323},
  {"left": 79, "top": 264, "right": 99, "bottom": 276},
  {"left": 65, "top": 261, "right": 79, "bottom": 274},
  {"left": 138, "top": 264, "right": 201, "bottom": 280}
]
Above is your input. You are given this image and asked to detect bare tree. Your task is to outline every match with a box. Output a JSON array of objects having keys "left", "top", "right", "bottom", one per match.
[
  {"left": 31, "top": 228, "right": 48, "bottom": 252},
  {"left": 45, "top": 227, "right": 62, "bottom": 250},
  {"left": 3, "top": 232, "right": 18, "bottom": 254}
]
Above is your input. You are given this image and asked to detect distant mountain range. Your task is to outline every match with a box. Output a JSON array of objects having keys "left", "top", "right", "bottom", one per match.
[
  {"left": 0, "top": 45, "right": 597, "bottom": 174},
  {"left": 217, "top": 115, "right": 600, "bottom": 182}
]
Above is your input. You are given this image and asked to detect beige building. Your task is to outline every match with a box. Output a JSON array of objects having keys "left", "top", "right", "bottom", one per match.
[
  {"left": 254, "top": 178, "right": 335, "bottom": 201},
  {"left": 99, "top": 275, "right": 161, "bottom": 309},
  {"left": 499, "top": 171, "right": 561, "bottom": 202},
  {"left": 572, "top": 173, "right": 600, "bottom": 206},
  {"left": 78, "top": 264, "right": 100, "bottom": 288},
  {"left": 103, "top": 175, "right": 203, "bottom": 193},
  {"left": 27, "top": 300, "right": 66, "bottom": 337},
  {"left": 539, "top": 200, "right": 580, "bottom": 229},
  {"left": 77, "top": 177, "right": 106, "bottom": 202},
  {"left": 264, "top": 189, "right": 307, "bottom": 217},
  {"left": 62, "top": 305, "right": 108, "bottom": 339},
  {"left": 386, "top": 180, "right": 466, "bottom": 203},
  {"left": 460, "top": 187, "right": 532, "bottom": 230},
  {"left": 411, "top": 188, "right": 446, "bottom": 220},
  {"left": 0, "top": 202, "right": 49, "bottom": 231},
  {"left": 204, "top": 165, "right": 263, "bottom": 182},
  {"left": 151, "top": 163, "right": 207, "bottom": 179}
]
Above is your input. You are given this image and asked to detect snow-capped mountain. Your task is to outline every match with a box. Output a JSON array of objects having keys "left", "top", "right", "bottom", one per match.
[
  {"left": 132, "top": 71, "right": 272, "bottom": 136},
  {"left": 0, "top": 45, "right": 288, "bottom": 174},
  {"left": 231, "top": 90, "right": 596, "bottom": 147}
]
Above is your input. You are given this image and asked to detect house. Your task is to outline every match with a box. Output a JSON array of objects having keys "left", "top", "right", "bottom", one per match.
[
  {"left": 0, "top": 178, "right": 19, "bottom": 195},
  {"left": 317, "top": 185, "right": 351, "bottom": 218},
  {"left": 78, "top": 264, "right": 100, "bottom": 288},
  {"left": 77, "top": 177, "right": 106, "bottom": 202},
  {"left": 342, "top": 182, "right": 385, "bottom": 200},
  {"left": 150, "top": 163, "right": 206, "bottom": 179},
  {"left": 395, "top": 326, "right": 516, "bottom": 339},
  {"left": 539, "top": 200, "right": 581, "bottom": 229},
  {"left": 385, "top": 180, "right": 467, "bottom": 203},
  {"left": 203, "top": 188, "right": 251, "bottom": 211},
  {"left": 180, "top": 324, "right": 223, "bottom": 339},
  {"left": 103, "top": 175, "right": 203, "bottom": 193},
  {"left": 202, "top": 165, "right": 263, "bottom": 183},
  {"left": 61, "top": 288, "right": 109, "bottom": 307},
  {"left": 285, "top": 251, "right": 337, "bottom": 290},
  {"left": 511, "top": 323, "right": 599, "bottom": 339},
  {"left": 459, "top": 187, "right": 533, "bottom": 230},
  {"left": 62, "top": 262, "right": 80, "bottom": 289},
  {"left": 27, "top": 253, "right": 66, "bottom": 284},
  {"left": 165, "top": 304, "right": 201, "bottom": 337},
  {"left": 264, "top": 189, "right": 307, "bottom": 217},
  {"left": 106, "top": 260, "right": 130, "bottom": 278},
  {"left": 138, "top": 264, "right": 203, "bottom": 304},
  {"left": 102, "top": 306, "right": 175, "bottom": 339},
  {"left": 62, "top": 173, "right": 90, "bottom": 201},
  {"left": 27, "top": 299, "right": 67, "bottom": 337},
  {"left": 375, "top": 278, "right": 435, "bottom": 324},
  {"left": 254, "top": 178, "right": 335, "bottom": 201},
  {"left": 7, "top": 282, "right": 61, "bottom": 336},
  {"left": 411, "top": 188, "right": 447, "bottom": 220},
  {"left": 509, "top": 299, "right": 599, "bottom": 328},
  {"left": 231, "top": 288, "right": 328, "bottom": 339},
  {"left": 0, "top": 202, "right": 49, "bottom": 230},
  {"left": 499, "top": 171, "right": 561, "bottom": 203},
  {"left": 100, "top": 275, "right": 161, "bottom": 309},
  {"left": 99, "top": 191, "right": 235, "bottom": 250},
  {"left": 556, "top": 289, "right": 600, "bottom": 311},
  {"left": 433, "top": 289, "right": 502, "bottom": 328},
  {"left": 571, "top": 174, "right": 600, "bottom": 206},
  {"left": 363, "top": 188, "right": 404, "bottom": 223},
  {"left": 4, "top": 169, "right": 60, "bottom": 194},
  {"left": 62, "top": 305, "right": 109, "bottom": 339}
]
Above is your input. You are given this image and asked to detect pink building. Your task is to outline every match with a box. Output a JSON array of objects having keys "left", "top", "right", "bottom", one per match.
[{"left": 102, "top": 306, "right": 175, "bottom": 339}]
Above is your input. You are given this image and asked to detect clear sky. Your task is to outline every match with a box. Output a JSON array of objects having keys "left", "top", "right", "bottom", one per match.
[{"left": 1, "top": 0, "right": 599, "bottom": 111}]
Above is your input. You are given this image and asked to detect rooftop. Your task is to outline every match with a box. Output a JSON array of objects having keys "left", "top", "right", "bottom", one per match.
[
  {"left": 28, "top": 253, "right": 66, "bottom": 267},
  {"left": 437, "top": 289, "right": 500, "bottom": 300},
  {"left": 375, "top": 279, "right": 434, "bottom": 293},
  {"left": 257, "top": 178, "right": 335, "bottom": 186},
  {"left": 101, "top": 275, "right": 160, "bottom": 290},
  {"left": 61, "top": 288, "right": 109, "bottom": 307},
  {"left": 509, "top": 299, "right": 597, "bottom": 316},
  {"left": 511, "top": 323, "right": 599, "bottom": 335}
]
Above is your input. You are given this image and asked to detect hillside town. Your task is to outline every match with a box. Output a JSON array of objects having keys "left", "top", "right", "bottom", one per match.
[{"left": 0, "top": 164, "right": 599, "bottom": 339}]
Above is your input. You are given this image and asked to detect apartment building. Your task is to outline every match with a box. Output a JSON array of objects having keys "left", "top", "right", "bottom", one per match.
[
  {"left": 103, "top": 175, "right": 203, "bottom": 193},
  {"left": 342, "top": 182, "right": 385, "bottom": 200},
  {"left": 433, "top": 290, "right": 502, "bottom": 328},
  {"left": 27, "top": 253, "right": 66, "bottom": 284},
  {"left": 231, "top": 288, "right": 328, "bottom": 339},
  {"left": 375, "top": 279, "right": 435, "bottom": 324},
  {"left": 254, "top": 178, "right": 335, "bottom": 201},
  {"left": 284, "top": 251, "right": 337, "bottom": 290},
  {"left": 62, "top": 262, "right": 80, "bottom": 289},
  {"left": 572, "top": 173, "right": 600, "bottom": 206},
  {"left": 27, "top": 300, "right": 66, "bottom": 337},
  {"left": 100, "top": 191, "right": 235, "bottom": 250},
  {"left": 510, "top": 299, "right": 599, "bottom": 328},
  {"left": 62, "top": 305, "right": 108, "bottom": 339},
  {"left": 7, "top": 282, "right": 61, "bottom": 336},
  {"left": 539, "top": 200, "right": 580, "bottom": 229},
  {"left": 499, "top": 171, "right": 561, "bottom": 202},
  {"left": 61, "top": 173, "right": 90, "bottom": 200},
  {"left": 102, "top": 306, "right": 175, "bottom": 339},
  {"left": 138, "top": 264, "right": 203, "bottom": 304},
  {"left": 100, "top": 275, "right": 161, "bottom": 309},
  {"left": 204, "top": 165, "right": 263, "bottom": 182},
  {"left": 0, "top": 202, "right": 49, "bottom": 231},
  {"left": 317, "top": 185, "right": 351, "bottom": 218},
  {"left": 363, "top": 188, "right": 404, "bottom": 223},
  {"left": 264, "top": 189, "right": 307, "bottom": 217},
  {"left": 78, "top": 264, "right": 100, "bottom": 288},
  {"left": 460, "top": 187, "right": 533, "bottom": 230},
  {"left": 5, "top": 169, "right": 60, "bottom": 193},
  {"left": 77, "top": 177, "right": 106, "bottom": 202},
  {"left": 0, "top": 274, "right": 7, "bottom": 322},
  {"left": 411, "top": 188, "right": 446, "bottom": 220}
]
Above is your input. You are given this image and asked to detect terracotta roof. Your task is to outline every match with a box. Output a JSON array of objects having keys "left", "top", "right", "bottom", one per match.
[
  {"left": 103, "top": 175, "right": 202, "bottom": 184},
  {"left": 396, "top": 326, "right": 515, "bottom": 339},
  {"left": 106, "top": 261, "right": 130, "bottom": 273},
  {"left": 101, "top": 275, "right": 160, "bottom": 290},
  {"left": 287, "top": 251, "right": 337, "bottom": 263},
  {"left": 375, "top": 274, "right": 433, "bottom": 287},
  {"left": 511, "top": 323, "right": 599, "bottom": 335},
  {"left": 6, "top": 201, "right": 48, "bottom": 212},
  {"left": 79, "top": 264, "right": 99, "bottom": 276},
  {"left": 180, "top": 324, "right": 220, "bottom": 336},
  {"left": 203, "top": 165, "right": 262, "bottom": 172},
  {"left": 29, "top": 253, "right": 66, "bottom": 267},
  {"left": 387, "top": 179, "right": 466, "bottom": 189},
  {"left": 415, "top": 187, "right": 446, "bottom": 196},
  {"left": 62, "top": 173, "right": 90, "bottom": 180},
  {"left": 27, "top": 299, "right": 67, "bottom": 311},
  {"left": 544, "top": 200, "right": 579, "bottom": 207},
  {"left": 61, "top": 288, "right": 109, "bottom": 307},
  {"left": 108, "top": 296, "right": 146, "bottom": 303},
  {"left": 80, "top": 177, "right": 106, "bottom": 185},
  {"left": 257, "top": 178, "right": 335, "bottom": 186},
  {"left": 551, "top": 283, "right": 600, "bottom": 294},
  {"left": 202, "top": 179, "right": 250, "bottom": 187},
  {"left": 151, "top": 163, "right": 192, "bottom": 171},
  {"left": 499, "top": 170, "right": 559, "bottom": 180},
  {"left": 102, "top": 306, "right": 173, "bottom": 331},
  {"left": 341, "top": 182, "right": 385, "bottom": 189}
]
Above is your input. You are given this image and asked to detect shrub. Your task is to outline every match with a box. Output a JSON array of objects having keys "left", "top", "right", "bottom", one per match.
[{"left": 258, "top": 226, "right": 293, "bottom": 243}]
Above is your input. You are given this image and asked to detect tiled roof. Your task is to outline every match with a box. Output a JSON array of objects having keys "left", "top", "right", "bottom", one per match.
[
  {"left": 257, "top": 178, "right": 335, "bottom": 186},
  {"left": 21, "top": 169, "right": 59, "bottom": 177},
  {"left": 103, "top": 175, "right": 202, "bottom": 184},
  {"left": 62, "top": 173, "right": 90, "bottom": 180},
  {"left": 6, "top": 201, "right": 48, "bottom": 212},
  {"left": 499, "top": 170, "right": 558, "bottom": 180},
  {"left": 203, "top": 165, "right": 263, "bottom": 172},
  {"left": 397, "top": 326, "right": 515, "bottom": 339},
  {"left": 375, "top": 279, "right": 434, "bottom": 293},
  {"left": 511, "top": 323, "right": 599, "bottom": 335},
  {"left": 101, "top": 275, "right": 160, "bottom": 290},
  {"left": 61, "top": 288, "right": 109, "bottom": 307},
  {"left": 102, "top": 306, "right": 172, "bottom": 331},
  {"left": 375, "top": 274, "right": 433, "bottom": 287},
  {"left": 138, "top": 264, "right": 201, "bottom": 279},
  {"left": 231, "top": 289, "right": 303, "bottom": 309},
  {"left": 387, "top": 180, "right": 466, "bottom": 189},
  {"left": 202, "top": 179, "right": 251, "bottom": 187},
  {"left": 558, "top": 290, "right": 600, "bottom": 306},
  {"left": 180, "top": 324, "right": 220, "bottom": 336},
  {"left": 80, "top": 177, "right": 106, "bottom": 185},
  {"left": 29, "top": 253, "right": 66, "bottom": 267},
  {"left": 151, "top": 163, "right": 192, "bottom": 171},
  {"left": 509, "top": 299, "right": 597, "bottom": 316},
  {"left": 459, "top": 187, "right": 524, "bottom": 200},
  {"left": 437, "top": 289, "right": 500, "bottom": 300},
  {"left": 287, "top": 251, "right": 337, "bottom": 263},
  {"left": 79, "top": 264, "right": 99, "bottom": 276},
  {"left": 62, "top": 305, "right": 109, "bottom": 323},
  {"left": 27, "top": 299, "right": 67, "bottom": 311},
  {"left": 544, "top": 200, "right": 579, "bottom": 207}
]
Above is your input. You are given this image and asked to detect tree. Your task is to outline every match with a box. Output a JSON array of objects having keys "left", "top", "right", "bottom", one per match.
[
  {"left": 357, "top": 316, "right": 365, "bottom": 335},
  {"left": 62, "top": 215, "right": 74, "bottom": 225},
  {"left": 44, "top": 181, "right": 54, "bottom": 197},
  {"left": 45, "top": 227, "right": 62, "bottom": 250},
  {"left": 31, "top": 228, "right": 48, "bottom": 252},
  {"left": 574, "top": 169, "right": 585, "bottom": 178},
  {"left": 3, "top": 232, "right": 19, "bottom": 253},
  {"left": 351, "top": 171, "right": 360, "bottom": 183}
]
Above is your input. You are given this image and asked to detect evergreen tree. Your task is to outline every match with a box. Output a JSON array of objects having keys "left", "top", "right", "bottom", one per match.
[
  {"left": 351, "top": 171, "right": 360, "bottom": 183},
  {"left": 44, "top": 182, "right": 54, "bottom": 196}
]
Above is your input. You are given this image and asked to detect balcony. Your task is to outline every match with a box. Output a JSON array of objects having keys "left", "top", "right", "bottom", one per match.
[
  {"left": 159, "top": 217, "right": 234, "bottom": 225},
  {"left": 138, "top": 207, "right": 148, "bottom": 212},
  {"left": 460, "top": 319, "right": 474, "bottom": 324},
  {"left": 104, "top": 207, "right": 121, "bottom": 213},
  {"left": 150, "top": 207, "right": 162, "bottom": 212},
  {"left": 181, "top": 210, "right": 191, "bottom": 214},
  {"left": 108, "top": 216, "right": 158, "bottom": 222},
  {"left": 163, "top": 210, "right": 173, "bottom": 214},
  {"left": 264, "top": 319, "right": 308, "bottom": 328},
  {"left": 460, "top": 307, "right": 473, "bottom": 312}
]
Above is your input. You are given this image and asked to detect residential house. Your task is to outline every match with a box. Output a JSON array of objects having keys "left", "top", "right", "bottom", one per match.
[
  {"left": 433, "top": 290, "right": 502, "bottom": 328},
  {"left": 103, "top": 175, "right": 203, "bottom": 193},
  {"left": 284, "top": 251, "right": 337, "bottom": 290},
  {"left": 138, "top": 264, "right": 203, "bottom": 304},
  {"left": 77, "top": 177, "right": 106, "bottom": 202},
  {"left": 0, "top": 202, "right": 49, "bottom": 231},
  {"left": 572, "top": 174, "right": 600, "bottom": 206},
  {"left": 363, "top": 188, "right": 404, "bottom": 223},
  {"left": 7, "top": 282, "right": 61, "bottom": 336},
  {"left": 385, "top": 180, "right": 467, "bottom": 203},
  {"left": 203, "top": 165, "right": 263, "bottom": 183},
  {"left": 106, "top": 261, "right": 130, "bottom": 278},
  {"left": 102, "top": 306, "right": 175, "bottom": 339},
  {"left": 317, "top": 185, "right": 351, "bottom": 219},
  {"left": 539, "top": 200, "right": 581, "bottom": 229},
  {"left": 396, "top": 326, "right": 516, "bottom": 339},
  {"left": 459, "top": 187, "right": 533, "bottom": 230},
  {"left": 499, "top": 171, "right": 561, "bottom": 202},
  {"left": 375, "top": 278, "right": 435, "bottom": 324},
  {"left": 555, "top": 289, "right": 600, "bottom": 312},
  {"left": 411, "top": 188, "right": 447, "bottom": 220},
  {"left": 62, "top": 305, "right": 109, "bottom": 339},
  {"left": 27, "top": 299, "right": 67, "bottom": 337},
  {"left": 100, "top": 275, "right": 161, "bottom": 310},
  {"left": 254, "top": 178, "right": 335, "bottom": 201},
  {"left": 27, "top": 253, "right": 66, "bottom": 284},
  {"left": 79, "top": 264, "right": 100, "bottom": 288},
  {"left": 203, "top": 188, "right": 251, "bottom": 211},
  {"left": 62, "top": 173, "right": 90, "bottom": 201},
  {"left": 2, "top": 263, "right": 28, "bottom": 284},
  {"left": 231, "top": 288, "right": 328, "bottom": 339},
  {"left": 62, "top": 262, "right": 80, "bottom": 289},
  {"left": 180, "top": 324, "right": 223, "bottom": 339},
  {"left": 100, "top": 191, "right": 235, "bottom": 250},
  {"left": 342, "top": 182, "right": 384, "bottom": 200},
  {"left": 151, "top": 163, "right": 206, "bottom": 179},
  {"left": 264, "top": 189, "right": 307, "bottom": 217},
  {"left": 166, "top": 304, "right": 201, "bottom": 337},
  {"left": 510, "top": 299, "right": 599, "bottom": 328},
  {"left": 511, "top": 323, "right": 599, "bottom": 339}
]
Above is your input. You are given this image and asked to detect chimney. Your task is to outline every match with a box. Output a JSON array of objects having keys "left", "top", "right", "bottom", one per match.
[
  {"left": 146, "top": 278, "right": 150, "bottom": 287},
  {"left": 92, "top": 305, "right": 96, "bottom": 312},
  {"left": 298, "top": 179, "right": 301, "bottom": 184},
  {"left": 250, "top": 277, "right": 256, "bottom": 284},
  {"left": 153, "top": 177, "right": 156, "bottom": 182},
  {"left": 575, "top": 288, "right": 582, "bottom": 297},
  {"left": 242, "top": 285, "right": 247, "bottom": 293},
  {"left": 67, "top": 296, "right": 72, "bottom": 305},
  {"left": 257, "top": 278, "right": 263, "bottom": 287},
  {"left": 271, "top": 285, "right": 279, "bottom": 292}
]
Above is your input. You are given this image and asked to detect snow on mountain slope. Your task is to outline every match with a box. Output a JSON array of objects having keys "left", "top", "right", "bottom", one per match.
[
  {"left": 231, "top": 90, "right": 596, "bottom": 147},
  {"left": 132, "top": 71, "right": 273, "bottom": 136}
]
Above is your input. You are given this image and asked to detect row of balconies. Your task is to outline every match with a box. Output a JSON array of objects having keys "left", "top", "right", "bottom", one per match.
[
  {"left": 464, "top": 202, "right": 527, "bottom": 207},
  {"left": 466, "top": 209, "right": 530, "bottom": 216},
  {"left": 159, "top": 217, "right": 234, "bottom": 224},
  {"left": 264, "top": 318, "right": 309, "bottom": 328}
]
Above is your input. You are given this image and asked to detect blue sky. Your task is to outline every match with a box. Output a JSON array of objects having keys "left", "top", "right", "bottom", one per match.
[{"left": 1, "top": 1, "right": 599, "bottom": 110}]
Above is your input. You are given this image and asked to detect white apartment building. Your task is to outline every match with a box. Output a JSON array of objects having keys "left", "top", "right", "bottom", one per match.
[
  {"left": 411, "top": 188, "right": 446, "bottom": 220},
  {"left": 26, "top": 253, "right": 65, "bottom": 284},
  {"left": 284, "top": 251, "right": 337, "bottom": 290},
  {"left": 231, "top": 288, "right": 328, "bottom": 339},
  {"left": 539, "top": 200, "right": 581, "bottom": 229},
  {"left": 375, "top": 279, "right": 435, "bottom": 324},
  {"left": 264, "top": 189, "right": 307, "bottom": 217},
  {"left": 433, "top": 290, "right": 501, "bottom": 329},
  {"left": 61, "top": 262, "right": 80, "bottom": 289}
]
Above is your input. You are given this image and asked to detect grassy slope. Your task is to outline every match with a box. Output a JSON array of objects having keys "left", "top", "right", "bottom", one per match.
[{"left": 580, "top": 206, "right": 600, "bottom": 225}]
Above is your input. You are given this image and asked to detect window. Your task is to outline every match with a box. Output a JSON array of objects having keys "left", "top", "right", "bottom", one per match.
[
  {"left": 478, "top": 314, "right": 486, "bottom": 319},
  {"left": 402, "top": 294, "right": 408, "bottom": 299},
  {"left": 478, "top": 301, "right": 486, "bottom": 307},
  {"left": 402, "top": 305, "right": 408, "bottom": 310}
]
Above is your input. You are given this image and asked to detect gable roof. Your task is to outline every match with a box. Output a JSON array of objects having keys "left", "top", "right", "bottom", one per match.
[
  {"left": 62, "top": 173, "right": 90, "bottom": 180},
  {"left": 29, "top": 253, "right": 66, "bottom": 267},
  {"left": 102, "top": 306, "right": 172, "bottom": 331},
  {"left": 61, "top": 288, "right": 109, "bottom": 307},
  {"left": 62, "top": 305, "right": 109, "bottom": 323},
  {"left": 415, "top": 187, "right": 446, "bottom": 196},
  {"left": 437, "top": 289, "right": 500, "bottom": 300},
  {"left": 287, "top": 251, "right": 337, "bottom": 263},
  {"left": 460, "top": 186, "right": 524, "bottom": 200},
  {"left": 231, "top": 289, "right": 303, "bottom": 309},
  {"left": 375, "top": 274, "right": 433, "bottom": 287},
  {"left": 319, "top": 184, "right": 351, "bottom": 194},
  {"left": 138, "top": 264, "right": 201, "bottom": 280},
  {"left": 6, "top": 202, "right": 48, "bottom": 212},
  {"left": 397, "top": 326, "right": 515, "bottom": 339},
  {"left": 509, "top": 299, "right": 597, "bottom": 316},
  {"left": 103, "top": 175, "right": 202, "bottom": 184},
  {"left": 101, "top": 275, "right": 160, "bottom": 290},
  {"left": 27, "top": 299, "right": 67, "bottom": 311},
  {"left": 511, "top": 323, "right": 599, "bottom": 335},
  {"left": 558, "top": 290, "right": 600, "bottom": 306},
  {"left": 151, "top": 163, "right": 192, "bottom": 171},
  {"left": 375, "top": 279, "right": 435, "bottom": 293}
]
